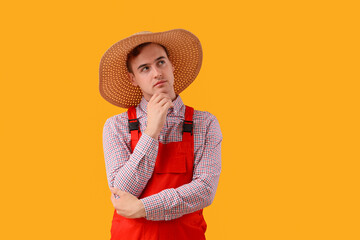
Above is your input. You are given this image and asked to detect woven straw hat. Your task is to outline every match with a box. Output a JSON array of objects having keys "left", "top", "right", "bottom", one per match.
[{"left": 99, "top": 29, "right": 203, "bottom": 108}]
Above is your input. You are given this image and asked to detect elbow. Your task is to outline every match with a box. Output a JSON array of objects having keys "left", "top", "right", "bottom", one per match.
[
  {"left": 199, "top": 176, "right": 218, "bottom": 208},
  {"left": 204, "top": 189, "right": 216, "bottom": 208}
]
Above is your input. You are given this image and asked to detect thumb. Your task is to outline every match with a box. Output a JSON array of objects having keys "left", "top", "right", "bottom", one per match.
[
  {"left": 110, "top": 187, "right": 127, "bottom": 197},
  {"left": 110, "top": 187, "right": 121, "bottom": 195}
]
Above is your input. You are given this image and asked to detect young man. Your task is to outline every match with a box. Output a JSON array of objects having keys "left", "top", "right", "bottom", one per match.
[{"left": 99, "top": 29, "right": 222, "bottom": 240}]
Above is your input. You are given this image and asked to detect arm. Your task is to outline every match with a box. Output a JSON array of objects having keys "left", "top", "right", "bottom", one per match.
[
  {"left": 140, "top": 114, "right": 222, "bottom": 221},
  {"left": 103, "top": 93, "right": 174, "bottom": 198},
  {"left": 103, "top": 117, "right": 159, "bottom": 197}
]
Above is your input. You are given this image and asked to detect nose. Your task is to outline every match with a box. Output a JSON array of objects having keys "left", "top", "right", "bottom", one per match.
[{"left": 153, "top": 66, "right": 162, "bottom": 79}]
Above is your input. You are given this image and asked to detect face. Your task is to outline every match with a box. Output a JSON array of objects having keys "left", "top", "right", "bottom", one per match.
[{"left": 128, "top": 43, "right": 176, "bottom": 101}]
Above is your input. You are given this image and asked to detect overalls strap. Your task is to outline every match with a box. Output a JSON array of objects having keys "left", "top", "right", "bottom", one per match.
[
  {"left": 127, "top": 105, "right": 194, "bottom": 150},
  {"left": 182, "top": 105, "right": 194, "bottom": 142},
  {"left": 112, "top": 105, "right": 205, "bottom": 240},
  {"left": 127, "top": 106, "right": 141, "bottom": 152}
]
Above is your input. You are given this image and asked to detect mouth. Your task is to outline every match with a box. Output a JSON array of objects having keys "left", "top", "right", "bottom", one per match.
[{"left": 154, "top": 81, "right": 166, "bottom": 87}]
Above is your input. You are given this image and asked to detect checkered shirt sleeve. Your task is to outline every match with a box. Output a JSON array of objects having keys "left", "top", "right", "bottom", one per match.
[
  {"left": 102, "top": 102, "right": 222, "bottom": 221},
  {"left": 103, "top": 116, "right": 159, "bottom": 197},
  {"left": 140, "top": 113, "right": 222, "bottom": 221}
]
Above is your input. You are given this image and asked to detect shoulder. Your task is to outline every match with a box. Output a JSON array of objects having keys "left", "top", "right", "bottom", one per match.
[
  {"left": 191, "top": 109, "right": 222, "bottom": 143},
  {"left": 193, "top": 109, "right": 221, "bottom": 134},
  {"left": 193, "top": 109, "right": 219, "bottom": 126},
  {"left": 103, "top": 111, "right": 129, "bottom": 134}
]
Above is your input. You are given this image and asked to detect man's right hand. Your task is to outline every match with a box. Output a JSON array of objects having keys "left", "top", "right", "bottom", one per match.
[{"left": 144, "top": 93, "right": 174, "bottom": 139}]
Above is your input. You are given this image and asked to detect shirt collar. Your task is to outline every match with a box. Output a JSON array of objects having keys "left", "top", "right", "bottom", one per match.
[{"left": 137, "top": 95, "right": 185, "bottom": 118}]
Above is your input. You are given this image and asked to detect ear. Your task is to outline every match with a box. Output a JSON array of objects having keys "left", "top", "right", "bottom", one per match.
[{"left": 128, "top": 72, "right": 138, "bottom": 87}]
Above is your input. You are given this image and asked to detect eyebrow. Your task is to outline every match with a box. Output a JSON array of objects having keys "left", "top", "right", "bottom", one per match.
[{"left": 137, "top": 56, "right": 166, "bottom": 70}]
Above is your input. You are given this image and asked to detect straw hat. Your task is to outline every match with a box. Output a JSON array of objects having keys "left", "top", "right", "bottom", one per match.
[{"left": 99, "top": 29, "right": 203, "bottom": 108}]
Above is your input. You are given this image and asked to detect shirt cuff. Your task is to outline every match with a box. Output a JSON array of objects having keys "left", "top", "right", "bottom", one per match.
[{"left": 140, "top": 192, "right": 168, "bottom": 221}]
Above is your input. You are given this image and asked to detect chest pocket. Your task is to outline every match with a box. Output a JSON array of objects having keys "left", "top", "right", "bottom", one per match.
[{"left": 154, "top": 142, "right": 187, "bottom": 174}]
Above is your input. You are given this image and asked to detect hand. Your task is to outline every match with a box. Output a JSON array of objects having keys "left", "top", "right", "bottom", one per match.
[
  {"left": 110, "top": 187, "right": 146, "bottom": 219},
  {"left": 145, "top": 93, "right": 174, "bottom": 139}
]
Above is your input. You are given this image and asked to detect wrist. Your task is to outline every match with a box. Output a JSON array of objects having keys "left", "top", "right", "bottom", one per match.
[
  {"left": 144, "top": 128, "right": 159, "bottom": 140},
  {"left": 138, "top": 199, "right": 146, "bottom": 218}
]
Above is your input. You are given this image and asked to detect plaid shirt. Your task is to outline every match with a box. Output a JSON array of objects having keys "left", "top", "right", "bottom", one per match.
[{"left": 103, "top": 95, "right": 222, "bottom": 221}]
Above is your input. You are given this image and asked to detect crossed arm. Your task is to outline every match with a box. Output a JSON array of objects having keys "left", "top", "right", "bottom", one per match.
[{"left": 103, "top": 114, "right": 222, "bottom": 221}]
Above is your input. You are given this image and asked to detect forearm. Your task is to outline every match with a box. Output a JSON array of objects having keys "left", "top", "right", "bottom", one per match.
[
  {"left": 140, "top": 173, "right": 220, "bottom": 221},
  {"left": 104, "top": 129, "right": 159, "bottom": 197},
  {"left": 140, "top": 114, "right": 223, "bottom": 221}
]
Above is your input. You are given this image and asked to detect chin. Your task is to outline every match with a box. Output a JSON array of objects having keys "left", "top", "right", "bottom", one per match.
[{"left": 155, "top": 89, "right": 169, "bottom": 94}]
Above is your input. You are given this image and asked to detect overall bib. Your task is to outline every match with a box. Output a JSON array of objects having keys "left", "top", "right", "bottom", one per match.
[{"left": 110, "top": 105, "right": 207, "bottom": 240}]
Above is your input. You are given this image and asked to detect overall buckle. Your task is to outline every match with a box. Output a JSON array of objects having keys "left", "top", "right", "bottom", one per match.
[
  {"left": 182, "top": 120, "right": 193, "bottom": 135},
  {"left": 128, "top": 118, "right": 139, "bottom": 133}
]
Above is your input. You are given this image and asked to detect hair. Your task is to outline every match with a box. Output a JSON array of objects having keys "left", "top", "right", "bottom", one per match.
[{"left": 126, "top": 42, "right": 170, "bottom": 73}]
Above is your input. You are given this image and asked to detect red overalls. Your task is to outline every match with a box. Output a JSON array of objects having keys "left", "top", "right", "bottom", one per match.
[{"left": 110, "top": 105, "right": 207, "bottom": 240}]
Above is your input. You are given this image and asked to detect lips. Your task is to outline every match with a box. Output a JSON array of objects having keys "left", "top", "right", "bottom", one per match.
[{"left": 154, "top": 81, "right": 166, "bottom": 87}]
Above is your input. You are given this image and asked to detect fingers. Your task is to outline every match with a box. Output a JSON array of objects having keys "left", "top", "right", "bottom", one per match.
[
  {"left": 163, "top": 99, "right": 174, "bottom": 109},
  {"left": 110, "top": 187, "right": 126, "bottom": 197},
  {"left": 150, "top": 93, "right": 171, "bottom": 104},
  {"left": 145, "top": 93, "right": 174, "bottom": 139},
  {"left": 158, "top": 97, "right": 172, "bottom": 107},
  {"left": 111, "top": 195, "right": 122, "bottom": 216},
  {"left": 150, "top": 94, "right": 173, "bottom": 109},
  {"left": 109, "top": 187, "right": 118, "bottom": 194}
]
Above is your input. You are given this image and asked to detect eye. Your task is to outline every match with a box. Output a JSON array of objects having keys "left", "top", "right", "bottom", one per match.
[
  {"left": 158, "top": 60, "right": 165, "bottom": 65},
  {"left": 141, "top": 66, "right": 149, "bottom": 72}
]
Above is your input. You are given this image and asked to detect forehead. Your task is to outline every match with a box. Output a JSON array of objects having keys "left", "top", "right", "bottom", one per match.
[{"left": 130, "top": 43, "right": 167, "bottom": 65}]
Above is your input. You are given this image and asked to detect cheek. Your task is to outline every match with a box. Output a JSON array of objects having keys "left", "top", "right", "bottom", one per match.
[{"left": 139, "top": 77, "right": 151, "bottom": 88}]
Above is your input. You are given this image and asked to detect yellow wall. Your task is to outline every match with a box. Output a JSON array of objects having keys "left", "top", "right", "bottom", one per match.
[{"left": 1, "top": 0, "right": 359, "bottom": 239}]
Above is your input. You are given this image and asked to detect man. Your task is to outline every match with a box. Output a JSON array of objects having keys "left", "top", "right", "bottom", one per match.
[{"left": 99, "top": 29, "right": 222, "bottom": 240}]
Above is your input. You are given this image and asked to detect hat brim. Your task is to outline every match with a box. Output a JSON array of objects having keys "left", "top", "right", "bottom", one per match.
[{"left": 99, "top": 29, "right": 203, "bottom": 108}]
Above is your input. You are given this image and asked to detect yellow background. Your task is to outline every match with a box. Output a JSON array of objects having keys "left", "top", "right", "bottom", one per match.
[{"left": 1, "top": 0, "right": 359, "bottom": 239}]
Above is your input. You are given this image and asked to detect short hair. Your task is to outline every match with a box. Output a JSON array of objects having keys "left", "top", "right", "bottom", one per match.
[{"left": 126, "top": 42, "right": 170, "bottom": 73}]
